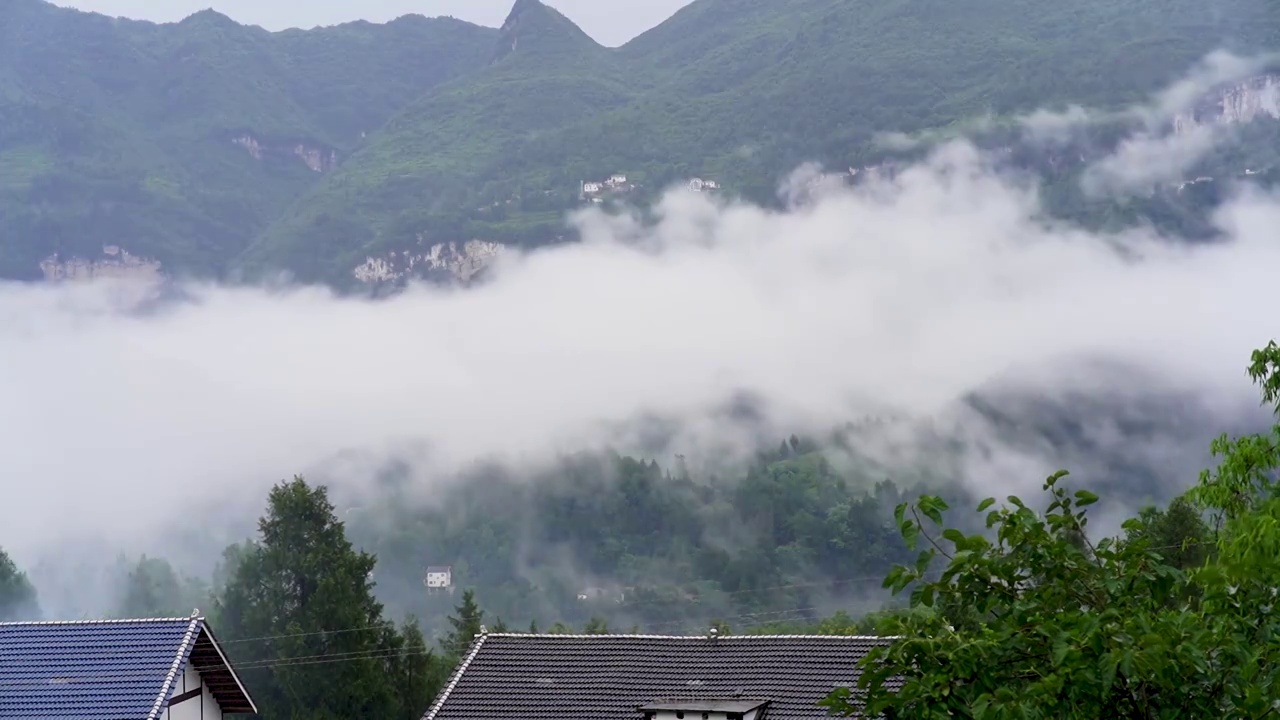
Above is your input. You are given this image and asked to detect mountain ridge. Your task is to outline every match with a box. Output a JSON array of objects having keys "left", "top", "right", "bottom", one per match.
[
  {"left": 238, "top": 0, "right": 1280, "bottom": 286},
  {"left": 0, "top": 0, "right": 501, "bottom": 280},
  {"left": 4, "top": 0, "right": 1280, "bottom": 286}
]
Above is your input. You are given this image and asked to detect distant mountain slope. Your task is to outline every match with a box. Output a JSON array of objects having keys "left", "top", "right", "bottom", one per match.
[
  {"left": 4, "top": 0, "right": 1280, "bottom": 286},
  {"left": 530, "top": 0, "right": 1280, "bottom": 185},
  {"left": 0, "top": 0, "right": 496, "bottom": 279},
  {"left": 245, "top": 0, "right": 1280, "bottom": 286},
  {"left": 237, "top": 0, "right": 637, "bottom": 282}
]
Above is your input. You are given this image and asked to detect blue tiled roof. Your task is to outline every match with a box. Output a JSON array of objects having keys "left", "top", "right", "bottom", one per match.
[{"left": 0, "top": 617, "right": 202, "bottom": 720}]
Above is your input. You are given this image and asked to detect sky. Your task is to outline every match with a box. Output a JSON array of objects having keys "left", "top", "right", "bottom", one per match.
[
  {"left": 3, "top": 51, "right": 1279, "bottom": 617},
  {"left": 51, "top": 0, "right": 695, "bottom": 46}
]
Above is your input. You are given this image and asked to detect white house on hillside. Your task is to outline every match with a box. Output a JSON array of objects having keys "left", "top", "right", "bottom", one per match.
[{"left": 425, "top": 565, "right": 453, "bottom": 591}]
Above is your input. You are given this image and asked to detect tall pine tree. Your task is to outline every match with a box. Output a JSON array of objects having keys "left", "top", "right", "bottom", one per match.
[{"left": 216, "top": 476, "right": 445, "bottom": 719}]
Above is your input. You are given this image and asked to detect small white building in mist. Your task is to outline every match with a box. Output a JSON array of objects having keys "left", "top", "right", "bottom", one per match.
[
  {"left": 425, "top": 565, "right": 453, "bottom": 591},
  {"left": 576, "top": 586, "right": 625, "bottom": 603}
]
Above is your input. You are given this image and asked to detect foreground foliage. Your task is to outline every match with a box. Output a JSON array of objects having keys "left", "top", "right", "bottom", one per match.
[{"left": 830, "top": 342, "right": 1280, "bottom": 718}]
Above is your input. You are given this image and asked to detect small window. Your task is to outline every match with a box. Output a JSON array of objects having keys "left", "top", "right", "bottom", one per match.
[{"left": 676, "top": 713, "right": 685, "bottom": 719}]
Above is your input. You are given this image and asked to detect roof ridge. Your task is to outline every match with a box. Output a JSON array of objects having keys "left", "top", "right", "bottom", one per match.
[
  {"left": 146, "top": 617, "right": 202, "bottom": 720},
  {"left": 418, "top": 630, "right": 899, "bottom": 719},
  {"left": 479, "top": 632, "right": 894, "bottom": 640},
  {"left": 0, "top": 616, "right": 205, "bottom": 626},
  {"left": 421, "top": 632, "right": 490, "bottom": 720}
]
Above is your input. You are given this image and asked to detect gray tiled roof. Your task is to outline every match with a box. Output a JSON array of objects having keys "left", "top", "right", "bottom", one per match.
[
  {"left": 423, "top": 633, "right": 893, "bottom": 720},
  {"left": 0, "top": 616, "right": 256, "bottom": 720}
]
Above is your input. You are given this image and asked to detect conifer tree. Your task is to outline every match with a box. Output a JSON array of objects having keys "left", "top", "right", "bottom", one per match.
[
  {"left": 0, "top": 547, "right": 38, "bottom": 621},
  {"left": 217, "top": 476, "right": 443, "bottom": 719},
  {"left": 442, "top": 589, "right": 485, "bottom": 661}
]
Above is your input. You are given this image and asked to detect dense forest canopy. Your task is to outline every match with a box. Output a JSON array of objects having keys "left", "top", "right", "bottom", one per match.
[{"left": 41, "top": 375, "right": 1245, "bottom": 641}]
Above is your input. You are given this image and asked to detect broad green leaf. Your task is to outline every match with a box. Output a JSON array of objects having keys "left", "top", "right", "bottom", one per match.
[{"left": 1075, "top": 489, "right": 1100, "bottom": 507}]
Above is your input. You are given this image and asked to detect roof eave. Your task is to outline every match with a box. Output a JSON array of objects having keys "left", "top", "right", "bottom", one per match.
[{"left": 197, "top": 620, "right": 260, "bottom": 714}]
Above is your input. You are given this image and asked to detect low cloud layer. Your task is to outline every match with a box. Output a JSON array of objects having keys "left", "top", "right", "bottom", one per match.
[
  {"left": 879, "top": 51, "right": 1279, "bottom": 195},
  {"left": 3, "top": 57, "right": 1280, "bottom": 611},
  {"left": 5, "top": 145, "right": 1276, "bottom": 556},
  {"left": 1079, "top": 52, "right": 1278, "bottom": 194}
]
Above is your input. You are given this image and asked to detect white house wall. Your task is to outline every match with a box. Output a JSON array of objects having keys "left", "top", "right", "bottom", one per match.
[{"left": 162, "top": 664, "right": 224, "bottom": 720}]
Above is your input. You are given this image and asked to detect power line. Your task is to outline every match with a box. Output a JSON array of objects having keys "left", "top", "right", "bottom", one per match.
[
  {"left": 229, "top": 606, "right": 825, "bottom": 669},
  {"left": 210, "top": 574, "right": 907, "bottom": 647},
  {"left": 27, "top": 538, "right": 1212, "bottom": 658},
  {"left": 0, "top": 604, "right": 874, "bottom": 686},
  {"left": 219, "top": 621, "right": 400, "bottom": 646},
  {"left": 0, "top": 535, "right": 1217, "bottom": 686}
]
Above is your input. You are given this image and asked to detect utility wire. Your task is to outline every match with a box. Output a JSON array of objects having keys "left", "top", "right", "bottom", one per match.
[
  {"left": 211, "top": 538, "right": 1209, "bottom": 646},
  {"left": 212, "top": 572, "right": 911, "bottom": 647},
  {"left": 4, "top": 536, "right": 1209, "bottom": 688},
  {"left": 0, "top": 604, "right": 881, "bottom": 686}
]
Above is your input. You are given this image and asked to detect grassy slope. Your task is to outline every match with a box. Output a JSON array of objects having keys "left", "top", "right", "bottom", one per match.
[
  {"left": 0, "top": 0, "right": 496, "bottom": 278},
  {"left": 249, "top": 0, "right": 1280, "bottom": 285}
]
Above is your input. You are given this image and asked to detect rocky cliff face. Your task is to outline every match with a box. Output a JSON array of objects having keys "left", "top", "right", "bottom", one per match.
[
  {"left": 493, "top": 0, "right": 540, "bottom": 62},
  {"left": 1173, "top": 74, "right": 1280, "bottom": 132},
  {"left": 231, "top": 134, "right": 339, "bottom": 173},
  {"left": 352, "top": 239, "right": 505, "bottom": 285},
  {"left": 39, "top": 245, "right": 163, "bottom": 283}
]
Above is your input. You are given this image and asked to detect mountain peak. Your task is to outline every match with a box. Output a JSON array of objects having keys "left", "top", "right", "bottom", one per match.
[
  {"left": 179, "top": 8, "right": 239, "bottom": 28},
  {"left": 492, "top": 0, "right": 599, "bottom": 64},
  {"left": 501, "top": 0, "right": 547, "bottom": 25}
]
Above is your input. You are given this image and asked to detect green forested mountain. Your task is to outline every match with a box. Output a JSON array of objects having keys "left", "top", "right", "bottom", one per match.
[
  {"left": 0, "top": 0, "right": 495, "bottom": 279},
  {"left": 3, "top": 0, "right": 1278, "bottom": 285},
  {"left": 243, "top": 0, "right": 1280, "bottom": 283}
]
